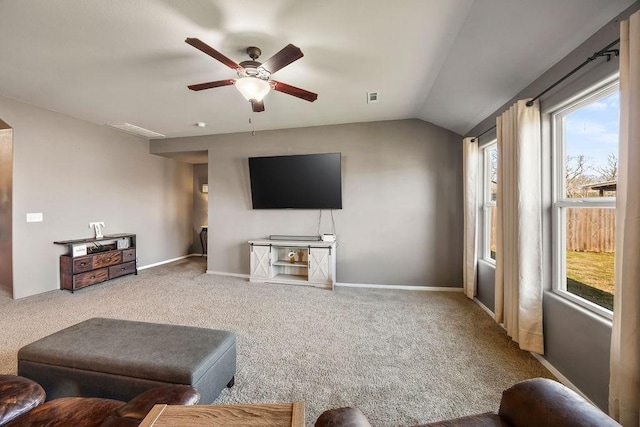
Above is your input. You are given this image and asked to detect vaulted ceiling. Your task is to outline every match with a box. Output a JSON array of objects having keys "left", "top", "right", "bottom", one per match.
[{"left": 0, "top": 0, "right": 633, "bottom": 139}]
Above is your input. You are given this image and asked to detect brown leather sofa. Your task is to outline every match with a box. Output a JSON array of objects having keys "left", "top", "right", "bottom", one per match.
[
  {"left": 0, "top": 374, "right": 199, "bottom": 427},
  {"left": 315, "top": 378, "right": 621, "bottom": 427}
]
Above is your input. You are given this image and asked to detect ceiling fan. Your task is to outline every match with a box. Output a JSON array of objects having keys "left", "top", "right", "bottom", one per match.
[{"left": 185, "top": 38, "right": 318, "bottom": 112}]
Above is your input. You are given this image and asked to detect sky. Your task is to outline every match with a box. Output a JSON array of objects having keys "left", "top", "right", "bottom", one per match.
[{"left": 564, "top": 90, "right": 620, "bottom": 172}]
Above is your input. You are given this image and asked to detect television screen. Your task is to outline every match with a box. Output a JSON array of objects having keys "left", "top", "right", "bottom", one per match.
[{"left": 249, "top": 153, "right": 342, "bottom": 209}]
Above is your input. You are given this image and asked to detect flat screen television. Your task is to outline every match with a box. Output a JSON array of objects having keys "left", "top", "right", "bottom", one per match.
[{"left": 248, "top": 153, "right": 342, "bottom": 209}]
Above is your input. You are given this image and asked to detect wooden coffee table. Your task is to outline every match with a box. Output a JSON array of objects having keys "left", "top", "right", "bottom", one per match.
[{"left": 140, "top": 402, "right": 305, "bottom": 427}]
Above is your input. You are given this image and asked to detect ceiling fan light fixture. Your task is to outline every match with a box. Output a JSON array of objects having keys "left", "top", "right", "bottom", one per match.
[{"left": 235, "top": 77, "right": 270, "bottom": 102}]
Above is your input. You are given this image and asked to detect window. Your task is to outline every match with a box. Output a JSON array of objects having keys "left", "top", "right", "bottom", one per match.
[
  {"left": 482, "top": 142, "right": 498, "bottom": 262},
  {"left": 552, "top": 81, "right": 619, "bottom": 316}
]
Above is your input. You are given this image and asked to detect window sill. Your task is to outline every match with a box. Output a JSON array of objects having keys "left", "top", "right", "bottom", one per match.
[
  {"left": 479, "top": 258, "right": 496, "bottom": 268},
  {"left": 551, "top": 289, "right": 613, "bottom": 321}
]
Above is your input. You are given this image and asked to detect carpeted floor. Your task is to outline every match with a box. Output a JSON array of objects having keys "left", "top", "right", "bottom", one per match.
[{"left": 0, "top": 257, "right": 553, "bottom": 426}]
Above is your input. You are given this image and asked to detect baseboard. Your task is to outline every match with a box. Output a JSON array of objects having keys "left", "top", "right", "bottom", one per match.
[
  {"left": 137, "top": 254, "right": 197, "bottom": 271},
  {"left": 207, "top": 270, "right": 250, "bottom": 279},
  {"left": 529, "top": 353, "right": 596, "bottom": 407},
  {"left": 335, "top": 282, "right": 463, "bottom": 292},
  {"left": 195, "top": 273, "right": 464, "bottom": 291}
]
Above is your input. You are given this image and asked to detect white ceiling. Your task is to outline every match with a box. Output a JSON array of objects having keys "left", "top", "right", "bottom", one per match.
[{"left": 0, "top": 0, "right": 633, "bottom": 140}]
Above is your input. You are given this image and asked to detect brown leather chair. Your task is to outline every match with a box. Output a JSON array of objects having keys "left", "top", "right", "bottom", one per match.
[
  {"left": 315, "top": 378, "right": 621, "bottom": 427},
  {"left": 0, "top": 374, "right": 199, "bottom": 427}
]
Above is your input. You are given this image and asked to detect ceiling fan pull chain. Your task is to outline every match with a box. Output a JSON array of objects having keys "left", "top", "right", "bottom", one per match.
[{"left": 251, "top": 111, "right": 256, "bottom": 136}]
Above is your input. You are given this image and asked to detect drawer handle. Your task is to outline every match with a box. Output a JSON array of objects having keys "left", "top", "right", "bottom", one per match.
[
  {"left": 120, "top": 268, "right": 125, "bottom": 271},
  {"left": 80, "top": 262, "right": 86, "bottom": 266},
  {"left": 107, "top": 257, "right": 111, "bottom": 261},
  {"left": 90, "top": 275, "right": 95, "bottom": 279}
]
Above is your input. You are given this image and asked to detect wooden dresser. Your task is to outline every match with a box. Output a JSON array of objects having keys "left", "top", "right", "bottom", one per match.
[{"left": 54, "top": 234, "right": 137, "bottom": 292}]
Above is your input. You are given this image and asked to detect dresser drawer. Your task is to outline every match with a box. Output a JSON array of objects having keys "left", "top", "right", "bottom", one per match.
[
  {"left": 74, "top": 268, "right": 108, "bottom": 289},
  {"left": 73, "top": 256, "right": 93, "bottom": 273},
  {"left": 122, "top": 248, "right": 136, "bottom": 263},
  {"left": 108, "top": 261, "right": 136, "bottom": 279},
  {"left": 93, "top": 251, "right": 122, "bottom": 268}
]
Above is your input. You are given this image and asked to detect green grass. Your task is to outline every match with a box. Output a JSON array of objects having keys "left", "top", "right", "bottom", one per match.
[{"left": 566, "top": 251, "right": 614, "bottom": 311}]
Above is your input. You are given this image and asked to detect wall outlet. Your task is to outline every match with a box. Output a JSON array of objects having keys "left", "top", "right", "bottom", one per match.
[{"left": 26, "top": 212, "right": 43, "bottom": 222}]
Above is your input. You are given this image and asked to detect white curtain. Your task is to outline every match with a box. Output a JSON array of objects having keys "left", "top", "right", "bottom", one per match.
[
  {"left": 463, "top": 137, "right": 479, "bottom": 299},
  {"left": 609, "top": 10, "right": 640, "bottom": 426},
  {"left": 494, "top": 99, "right": 544, "bottom": 354}
]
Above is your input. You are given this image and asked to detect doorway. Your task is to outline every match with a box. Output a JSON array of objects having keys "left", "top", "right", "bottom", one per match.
[
  {"left": 193, "top": 163, "right": 208, "bottom": 256},
  {"left": 0, "top": 119, "right": 13, "bottom": 298}
]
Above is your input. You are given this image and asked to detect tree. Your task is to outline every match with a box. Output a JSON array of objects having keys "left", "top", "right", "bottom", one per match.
[
  {"left": 566, "top": 154, "right": 595, "bottom": 197},
  {"left": 594, "top": 152, "right": 618, "bottom": 181},
  {"left": 489, "top": 147, "right": 497, "bottom": 201}
]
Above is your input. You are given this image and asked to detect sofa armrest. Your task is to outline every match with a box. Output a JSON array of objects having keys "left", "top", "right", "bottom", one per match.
[
  {"left": 498, "top": 378, "right": 620, "bottom": 427},
  {"left": 315, "top": 407, "right": 372, "bottom": 427},
  {"left": 114, "top": 384, "right": 200, "bottom": 421},
  {"left": 98, "top": 384, "right": 199, "bottom": 427},
  {"left": 0, "top": 374, "right": 46, "bottom": 425}
]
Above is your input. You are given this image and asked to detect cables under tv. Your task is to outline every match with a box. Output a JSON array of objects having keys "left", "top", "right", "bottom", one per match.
[{"left": 317, "top": 209, "right": 337, "bottom": 241}]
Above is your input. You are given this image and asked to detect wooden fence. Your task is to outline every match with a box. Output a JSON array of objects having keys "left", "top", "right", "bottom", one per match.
[
  {"left": 489, "top": 207, "right": 615, "bottom": 253},
  {"left": 566, "top": 208, "right": 615, "bottom": 253}
]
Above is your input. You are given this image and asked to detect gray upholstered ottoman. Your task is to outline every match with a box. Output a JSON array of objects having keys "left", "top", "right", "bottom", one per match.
[{"left": 17, "top": 318, "right": 236, "bottom": 404}]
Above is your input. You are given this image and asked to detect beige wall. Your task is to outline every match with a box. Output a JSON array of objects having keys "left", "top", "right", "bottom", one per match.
[
  {"left": 151, "top": 119, "right": 463, "bottom": 287},
  {"left": 0, "top": 95, "right": 194, "bottom": 299}
]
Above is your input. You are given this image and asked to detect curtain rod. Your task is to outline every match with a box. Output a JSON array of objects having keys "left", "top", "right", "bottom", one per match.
[
  {"left": 470, "top": 38, "right": 620, "bottom": 143},
  {"left": 471, "top": 125, "right": 496, "bottom": 142},
  {"left": 525, "top": 38, "right": 620, "bottom": 107}
]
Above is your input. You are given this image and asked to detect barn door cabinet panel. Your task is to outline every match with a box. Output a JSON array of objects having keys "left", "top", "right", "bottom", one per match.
[
  {"left": 308, "top": 247, "right": 332, "bottom": 284},
  {"left": 248, "top": 239, "right": 336, "bottom": 289},
  {"left": 54, "top": 234, "right": 137, "bottom": 293},
  {"left": 250, "top": 244, "right": 272, "bottom": 280}
]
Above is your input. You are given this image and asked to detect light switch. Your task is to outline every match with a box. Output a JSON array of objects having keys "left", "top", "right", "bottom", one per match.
[{"left": 26, "top": 212, "right": 43, "bottom": 222}]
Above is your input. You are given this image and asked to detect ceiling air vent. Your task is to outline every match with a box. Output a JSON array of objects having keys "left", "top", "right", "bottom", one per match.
[
  {"left": 367, "top": 91, "right": 380, "bottom": 104},
  {"left": 107, "top": 123, "right": 165, "bottom": 139}
]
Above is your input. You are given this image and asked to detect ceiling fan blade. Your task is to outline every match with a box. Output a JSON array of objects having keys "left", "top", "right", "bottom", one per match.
[
  {"left": 185, "top": 38, "right": 240, "bottom": 70},
  {"left": 272, "top": 81, "right": 318, "bottom": 102},
  {"left": 260, "top": 44, "right": 303, "bottom": 74},
  {"left": 252, "top": 100, "right": 265, "bottom": 113},
  {"left": 188, "top": 79, "right": 235, "bottom": 91}
]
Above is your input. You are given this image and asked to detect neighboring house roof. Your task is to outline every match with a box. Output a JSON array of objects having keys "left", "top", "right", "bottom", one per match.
[
  {"left": 584, "top": 180, "right": 617, "bottom": 191},
  {"left": 583, "top": 180, "right": 617, "bottom": 196}
]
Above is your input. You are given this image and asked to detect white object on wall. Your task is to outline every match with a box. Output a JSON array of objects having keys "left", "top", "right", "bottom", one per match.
[{"left": 26, "top": 212, "right": 43, "bottom": 222}]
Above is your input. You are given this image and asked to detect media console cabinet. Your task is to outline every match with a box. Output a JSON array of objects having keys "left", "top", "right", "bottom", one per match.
[
  {"left": 54, "top": 234, "right": 137, "bottom": 292},
  {"left": 248, "top": 239, "right": 336, "bottom": 289}
]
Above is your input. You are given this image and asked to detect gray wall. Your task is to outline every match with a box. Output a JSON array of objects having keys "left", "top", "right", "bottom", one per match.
[
  {"left": 476, "top": 260, "right": 495, "bottom": 312},
  {"left": 193, "top": 163, "right": 208, "bottom": 254},
  {"left": 0, "top": 95, "right": 194, "bottom": 299},
  {"left": 151, "top": 119, "right": 463, "bottom": 287},
  {"left": 544, "top": 292, "right": 613, "bottom": 409},
  {"left": 469, "top": 3, "right": 640, "bottom": 411}
]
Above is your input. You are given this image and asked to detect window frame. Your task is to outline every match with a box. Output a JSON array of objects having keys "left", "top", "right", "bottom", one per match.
[
  {"left": 550, "top": 80, "right": 618, "bottom": 319},
  {"left": 481, "top": 141, "right": 497, "bottom": 264}
]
